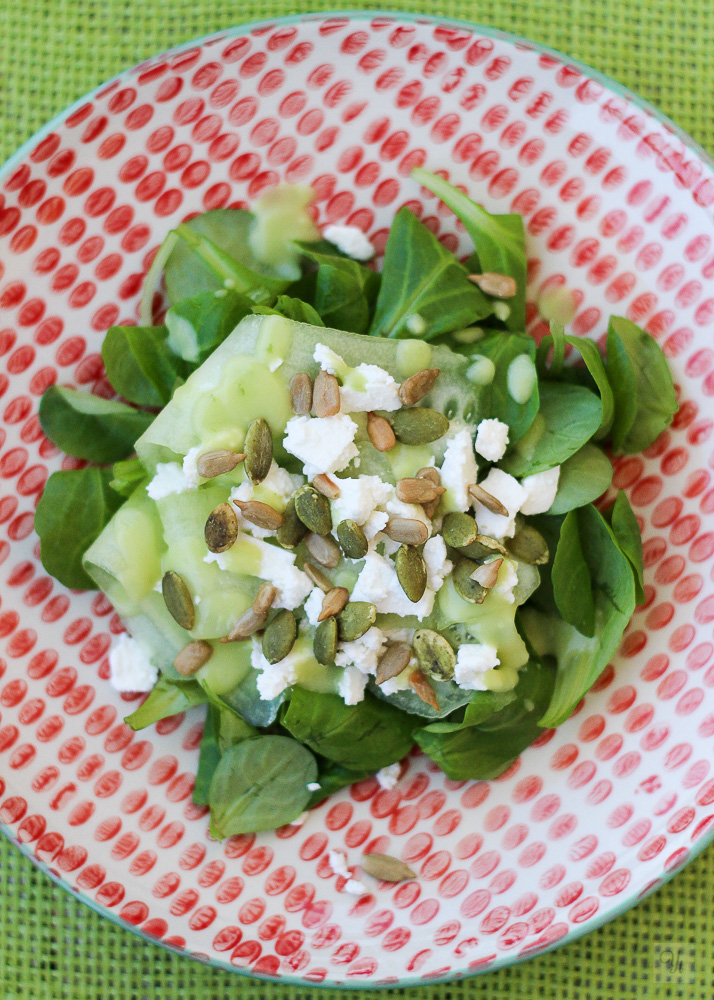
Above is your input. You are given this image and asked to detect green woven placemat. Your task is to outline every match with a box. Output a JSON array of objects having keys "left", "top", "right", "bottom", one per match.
[{"left": 1, "top": 2, "right": 713, "bottom": 998}]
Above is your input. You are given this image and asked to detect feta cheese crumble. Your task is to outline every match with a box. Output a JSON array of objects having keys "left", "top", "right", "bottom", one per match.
[
  {"left": 108, "top": 634, "right": 158, "bottom": 693},
  {"left": 307, "top": 782, "right": 321, "bottom": 792},
  {"left": 313, "top": 344, "right": 401, "bottom": 412},
  {"left": 303, "top": 586, "right": 325, "bottom": 627},
  {"left": 377, "top": 763, "right": 401, "bottom": 790},
  {"left": 351, "top": 549, "right": 436, "bottom": 620},
  {"left": 335, "top": 627, "right": 387, "bottom": 676},
  {"left": 492, "top": 557, "right": 519, "bottom": 604},
  {"left": 454, "top": 643, "right": 500, "bottom": 690},
  {"left": 331, "top": 475, "right": 393, "bottom": 527},
  {"left": 250, "top": 637, "right": 300, "bottom": 699},
  {"left": 146, "top": 462, "right": 197, "bottom": 500},
  {"left": 473, "top": 468, "right": 528, "bottom": 539},
  {"left": 423, "top": 534, "right": 453, "bottom": 591},
  {"left": 283, "top": 413, "right": 359, "bottom": 480},
  {"left": 323, "top": 224, "right": 374, "bottom": 261},
  {"left": 205, "top": 539, "right": 312, "bottom": 609},
  {"left": 440, "top": 428, "right": 478, "bottom": 512},
  {"left": 182, "top": 446, "right": 203, "bottom": 485},
  {"left": 475, "top": 418, "right": 510, "bottom": 463},
  {"left": 520, "top": 466, "right": 561, "bottom": 515},
  {"left": 328, "top": 849, "right": 350, "bottom": 878},
  {"left": 337, "top": 666, "right": 369, "bottom": 705}
]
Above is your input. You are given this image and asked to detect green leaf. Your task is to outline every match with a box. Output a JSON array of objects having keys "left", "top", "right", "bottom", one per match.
[
  {"left": 35, "top": 468, "right": 124, "bottom": 589},
  {"left": 307, "top": 759, "right": 375, "bottom": 807},
  {"left": 124, "top": 676, "right": 207, "bottom": 731},
  {"left": 536, "top": 323, "right": 565, "bottom": 377},
  {"left": 208, "top": 736, "right": 316, "bottom": 836},
  {"left": 101, "top": 325, "right": 186, "bottom": 407},
  {"left": 609, "top": 490, "right": 645, "bottom": 604},
  {"left": 501, "top": 382, "right": 602, "bottom": 477},
  {"left": 109, "top": 457, "right": 147, "bottom": 497},
  {"left": 552, "top": 509, "right": 597, "bottom": 636},
  {"left": 420, "top": 688, "right": 517, "bottom": 733},
  {"left": 369, "top": 677, "right": 474, "bottom": 719},
  {"left": 565, "top": 335, "right": 615, "bottom": 439},
  {"left": 606, "top": 316, "right": 678, "bottom": 453},
  {"left": 462, "top": 331, "right": 539, "bottom": 442},
  {"left": 217, "top": 669, "right": 287, "bottom": 728},
  {"left": 369, "top": 208, "right": 493, "bottom": 339},
  {"left": 165, "top": 288, "right": 253, "bottom": 363},
  {"left": 300, "top": 249, "right": 379, "bottom": 334},
  {"left": 193, "top": 707, "right": 221, "bottom": 807},
  {"left": 214, "top": 705, "right": 258, "bottom": 752},
  {"left": 281, "top": 687, "right": 416, "bottom": 771},
  {"left": 253, "top": 295, "right": 325, "bottom": 327},
  {"left": 412, "top": 168, "right": 527, "bottom": 331},
  {"left": 39, "top": 386, "right": 154, "bottom": 463},
  {"left": 548, "top": 443, "right": 613, "bottom": 514}
]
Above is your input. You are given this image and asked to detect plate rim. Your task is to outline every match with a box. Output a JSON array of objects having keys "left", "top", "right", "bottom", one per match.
[{"left": 1, "top": 8, "right": 712, "bottom": 989}]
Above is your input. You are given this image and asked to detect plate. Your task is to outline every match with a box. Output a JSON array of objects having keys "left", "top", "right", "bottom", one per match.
[{"left": 1, "top": 11, "right": 714, "bottom": 987}]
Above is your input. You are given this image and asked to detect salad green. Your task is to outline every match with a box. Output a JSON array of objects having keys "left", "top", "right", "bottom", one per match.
[{"left": 34, "top": 172, "right": 677, "bottom": 835}]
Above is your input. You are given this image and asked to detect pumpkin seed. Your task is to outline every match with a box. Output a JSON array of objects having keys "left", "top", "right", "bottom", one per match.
[
  {"left": 336, "top": 519, "right": 368, "bottom": 559},
  {"left": 468, "top": 272, "right": 518, "bottom": 298},
  {"left": 290, "top": 372, "right": 313, "bottom": 415},
  {"left": 453, "top": 558, "right": 487, "bottom": 604},
  {"left": 375, "top": 642, "right": 412, "bottom": 684},
  {"left": 395, "top": 544, "right": 427, "bottom": 603},
  {"left": 262, "top": 609, "right": 297, "bottom": 664},
  {"left": 396, "top": 477, "right": 445, "bottom": 505},
  {"left": 313, "top": 370, "right": 340, "bottom": 417},
  {"left": 233, "top": 498, "right": 284, "bottom": 531},
  {"left": 361, "top": 853, "right": 416, "bottom": 883},
  {"left": 314, "top": 616, "right": 338, "bottom": 665},
  {"left": 303, "top": 561, "right": 333, "bottom": 592},
  {"left": 505, "top": 523, "right": 550, "bottom": 565},
  {"left": 367, "top": 411, "right": 396, "bottom": 452},
  {"left": 276, "top": 497, "right": 306, "bottom": 549},
  {"left": 252, "top": 582, "right": 277, "bottom": 616},
  {"left": 470, "top": 558, "right": 503, "bottom": 589},
  {"left": 398, "top": 368, "right": 440, "bottom": 407},
  {"left": 204, "top": 502, "right": 239, "bottom": 553},
  {"left": 294, "top": 485, "right": 332, "bottom": 535},
  {"left": 413, "top": 628, "right": 456, "bottom": 681},
  {"left": 222, "top": 605, "right": 267, "bottom": 642},
  {"left": 162, "top": 570, "right": 195, "bottom": 630},
  {"left": 304, "top": 530, "right": 340, "bottom": 568},
  {"left": 312, "top": 473, "right": 341, "bottom": 499},
  {"left": 337, "top": 602, "right": 376, "bottom": 642},
  {"left": 318, "top": 586, "right": 349, "bottom": 621},
  {"left": 389, "top": 407, "right": 449, "bottom": 445},
  {"left": 442, "top": 512, "right": 479, "bottom": 549},
  {"left": 409, "top": 669, "right": 440, "bottom": 710},
  {"left": 468, "top": 482, "right": 509, "bottom": 517},
  {"left": 244, "top": 418, "right": 273, "bottom": 485},
  {"left": 385, "top": 517, "right": 429, "bottom": 546},
  {"left": 458, "top": 533, "right": 509, "bottom": 561},
  {"left": 196, "top": 449, "right": 245, "bottom": 479},
  {"left": 174, "top": 640, "right": 213, "bottom": 676}
]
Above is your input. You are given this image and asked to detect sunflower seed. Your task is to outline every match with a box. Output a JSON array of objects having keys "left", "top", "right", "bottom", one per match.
[
  {"left": 453, "top": 558, "right": 487, "bottom": 604},
  {"left": 385, "top": 517, "right": 429, "bottom": 546},
  {"left": 413, "top": 628, "right": 456, "bottom": 681},
  {"left": 262, "top": 609, "right": 297, "bottom": 664},
  {"left": 313, "top": 370, "right": 340, "bottom": 417},
  {"left": 174, "top": 640, "right": 213, "bottom": 676},
  {"left": 396, "top": 477, "right": 445, "bottom": 505},
  {"left": 505, "top": 523, "right": 550, "bottom": 565},
  {"left": 204, "top": 502, "right": 239, "bottom": 553},
  {"left": 290, "top": 372, "right": 313, "bottom": 415},
  {"left": 389, "top": 408, "right": 449, "bottom": 446},
  {"left": 162, "top": 571, "right": 195, "bottom": 630},
  {"left": 303, "top": 561, "right": 333, "bottom": 592},
  {"left": 244, "top": 418, "right": 273, "bottom": 484},
  {"left": 276, "top": 497, "right": 306, "bottom": 549},
  {"left": 395, "top": 544, "right": 427, "bottom": 603},
  {"left": 252, "top": 582, "right": 277, "bottom": 616},
  {"left": 294, "top": 485, "right": 332, "bottom": 535},
  {"left": 336, "top": 519, "right": 368, "bottom": 560},
  {"left": 318, "top": 586, "right": 350, "bottom": 622},
  {"left": 367, "top": 411, "right": 396, "bottom": 452},
  {"left": 361, "top": 853, "right": 416, "bottom": 883},
  {"left": 304, "top": 531, "right": 340, "bottom": 568},
  {"left": 222, "top": 605, "right": 267, "bottom": 642},
  {"left": 442, "top": 511, "right": 479, "bottom": 549},
  {"left": 468, "top": 272, "right": 518, "bottom": 298},
  {"left": 196, "top": 449, "right": 245, "bottom": 479},
  {"left": 417, "top": 467, "right": 442, "bottom": 518},
  {"left": 233, "top": 499, "right": 284, "bottom": 530},
  {"left": 459, "top": 533, "right": 509, "bottom": 561},
  {"left": 375, "top": 642, "right": 412, "bottom": 684},
  {"left": 314, "top": 616, "right": 337, "bottom": 665},
  {"left": 468, "top": 482, "right": 509, "bottom": 517},
  {"left": 312, "top": 473, "right": 341, "bottom": 499},
  {"left": 398, "top": 368, "right": 440, "bottom": 407},
  {"left": 409, "top": 669, "right": 440, "bottom": 710},
  {"left": 337, "top": 602, "right": 376, "bottom": 641},
  {"left": 470, "top": 558, "right": 503, "bottom": 589}
]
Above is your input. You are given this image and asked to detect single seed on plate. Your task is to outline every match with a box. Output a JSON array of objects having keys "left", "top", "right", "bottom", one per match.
[
  {"left": 468, "top": 272, "right": 518, "bottom": 298},
  {"left": 304, "top": 561, "right": 333, "bottom": 592},
  {"left": 290, "top": 372, "right": 313, "bottom": 415},
  {"left": 336, "top": 519, "right": 368, "bottom": 560},
  {"left": 385, "top": 517, "right": 429, "bottom": 546},
  {"left": 413, "top": 628, "right": 456, "bottom": 681},
  {"left": 294, "top": 484, "right": 333, "bottom": 535},
  {"left": 312, "top": 473, "right": 341, "bottom": 499},
  {"left": 389, "top": 407, "right": 450, "bottom": 446},
  {"left": 313, "top": 370, "right": 340, "bottom": 417},
  {"left": 409, "top": 669, "right": 440, "bottom": 711},
  {"left": 314, "top": 616, "right": 338, "bottom": 665},
  {"left": 458, "top": 532, "right": 509, "bottom": 561},
  {"left": 396, "top": 477, "right": 445, "bottom": 505},
  {"left": 367, "top": 411, "right": 396, "bottom": 452},
  {"left": 304, "top": 531, "right": 340, "bottom": 569},
  {"left": 174, "top": 640, "right": 213, "bottom": 676},
  {"left": 162, "top": 570, "right": 195, "bottom": 630},
  {"left": 470, "top": 558, "right": 503, "bottom": 589},
  {"left": 337, "top": 602, "right": 376, "bottom": 642},
  {"left": 221, "top": 606, "right": 267, "bottom": 642},
  {"left": 505, "top": 523, "right": 550, "bottom": 565},
  {"left": 276, "top": 497, "right": 306, "bottom": 549},
  {"left": 233, "top": 498, "right": 284, "bottom": 531},
  {"left": 361, "top": 853, "right": 416, "bottom": 883},
  {"left": 318, "top": 586, "right": 350, "bottom": 622},
  {"left": 204, "top": 502, "right": 239, "bottom": 553},
  {"left": 252, "top": 582, "right": 277, "bottom": 616},
  {"left": 196, "top": 449, "right": 245, "bottom": 479},
  {"left": 468, "top": 482, "right": 509, "bottom": 517},
  {"left": 417, "top": 466, "right": 442, "bottom": 518},
  {"left": 262, "top": 609, "right": 297, "bottom": 664},
  {"left": 442, "top": 511, "right": 479, "bottom": 549},
  {"left": 398, "top": 368, "right": 440, "bottom": 407},
  {"left": 395, "top": 544, "right": 427, "bottom": 603},
  {"left": 375, "top": 642, "right": 412, "bottom": 684},
  {"left": 244, "top": 418, "right": 273, "bottom": 484},
  {"left": 453, "top": 558, "right": 488, "bottom": 604}
]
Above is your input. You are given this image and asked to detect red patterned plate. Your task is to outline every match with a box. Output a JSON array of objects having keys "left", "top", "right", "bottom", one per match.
[{"left": 1, "top": 12, "right": 714, "bottom": 986}]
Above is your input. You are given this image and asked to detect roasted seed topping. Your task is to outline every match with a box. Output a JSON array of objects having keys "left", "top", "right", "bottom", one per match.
[
  {"left": 396, "top": 477, "right": 445, "bottom": 505},
  {"left": 375, "top": 642, "right": 412, "bottom": 684},
  {"left": 389, "top": 407, "right": 449, "bottom": 446},
  {"left": 468, "top": 272, "right": 518, "bottom": 298},
  {"left": 413, "top": 628, "right": 456, "bottom": 681},
  {"left": 314, "top": 616, "right": 337, "bottom": 665},
  {"left": 303, "top": 561, "right": 333, "bottom": 592},
  {"left": 204, "top": 502, "right": 239, "bottom": 553},
  {"left": 361, "top": 853, "right": 416, "bottom": 883},
  {"left": 409, "top": 669, "right": 440, "bottom": 711},
  {"left": 505, "top": 523, "right": 550, "bottom": 565},
  {"left": 244, "top": 418, "right": 273, "bottom": 485},
  {"left": 442, "top": 511, "right": 479, "bottom": 549},
  {"left": 232, "top": 498, "right": 284, "bottom": 531},
  {"left": 290, "top": 372, "right": 313, "bottom": 415},
  {"left": 470, "top": 558, "right": 503, "bottom": 589},
  {"left": 385, "top": 517, "right": 429, "bottom": 546},
  {"left": 304, "top": 531, "right": 340, "bottom": 568},
  {"left": 336, "top": 519, "right": 368, "bottom": 560},
  {"left": 395, "top": 544, "right": 427, "bottom": 603},
  {"left": 252, "top": 582, "right": 277, "bottom": 616},
  {"left": 453, "top": 558, "right": 488, "bottom": 604},
  {"left": 294, "top": 485, "right": 333, "bottom": 536},
  {"left": 312, "top": 369, "right": 340, "bottom": 417},
  {"left": 162, "top": 570, "right": 195, "bottom": 631},
  {"left": 337, "top": 602, "right": 376, "bottom": 642},
  {"left": 222, "top": 606, "right": 267, "bottom": 642},
  {"left": 367, "top": 410, "right": 396, "bottom": 452},
  {"left": 468, "top": 482, "right": 509, "bottom": 517},
  {"left": 262, "top": 609, "right": 297, "bottom": 664},
  {"left": 174, "top": 640, "right": 213, "bottom": 676},
  {"left": 196, "top": 449, "right": 245, "bottom": 479},
  {"left": 276, "top": 497, "right": 306, "bottom": 549},
  {"left": 398, "top": 368, "right": 440, "bottom": 407},
  {"left": 312, "top": 473, "right": 341, "bottom": 499},
  {"left": 318, "top": 586, "right": 350, "bottom": 621}
]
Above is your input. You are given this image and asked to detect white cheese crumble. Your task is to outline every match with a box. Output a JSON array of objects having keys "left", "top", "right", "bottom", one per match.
[
  {"left": 250, "top": 637, "right": 300, "bottom": 699},
  {"left": 474, "top": 418, "right": 510, "bottom": 463},
  {"left": 283, "top": 413, "right": 359, "bottom": 480},
  {"left": 108, "top": 634, "right": 158, "bottom": 693},
  {"left": 307, "top": 782, "right": 321, "bottom": 792},
  {"left": 323, "top": 224, "right": 374, "bottom": 261},
  {"left": 230, "top": 460, "right": 300, "bottom": 538},
  {"left": 335, "top": 627, "right": 387, "bottom": 676},
  {"left": 337, "top": 665, "right": 369, "bottom": 705},
  {"left": 313, "top": 344, "right": 401, "bottom": 413},
  {"left": 303, "top": 586, "right": 325, "bottom": 627},
  {"left": 344, "top": 878, "right": 369, "bottom": 895},
  {"left": 146, "top": 462, "right": 197, "bottom": 500},
  {"left": 423, "top": 534, "right": 453, "bottom": 591},
  {"left": 454, "top": 643, "right": 500, "bottom": 690},
  {"left": 205, "top": 540, "right": 312, "bottom": 609},
  {"left": 351, "top": 549, "right": 436, "bottom": 620},
  {"left": 289, "top": 811, "right": 309, "bottom": 826},
  {"left": 377, "top": 763, "right": 401, "bottom": 790},
  {"left": 328, "top": 849, "right": 350, "bottom": 878},
  {"left": 473, "top": 468, "right": 528, "bottom": 539},
  {"left": 492, "top": 557, "right": 519, "bottom": 604},
  {"left": 331, "top": 475, "right": 393, "bottom": 527},
  {"left": 440, "top": 428, "right": 478, "bottom": 512},
  {"left": 182, "top": 446, "right": 203, "bottom": 485},
  {"left": 520, "top": 466, "right": 561, "bottom": 515},
  {"left": 362, "top": 509, "right": 390, "bottom": 540}
]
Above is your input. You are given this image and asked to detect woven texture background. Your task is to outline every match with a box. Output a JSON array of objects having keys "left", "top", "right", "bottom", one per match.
[{"left": 1, "top": 1, "right": 714, "bottom": 998}]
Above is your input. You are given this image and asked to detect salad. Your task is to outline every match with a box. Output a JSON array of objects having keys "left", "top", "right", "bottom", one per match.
[{"left": 35, "top": 170, "right": 677, "bottom": 838}]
